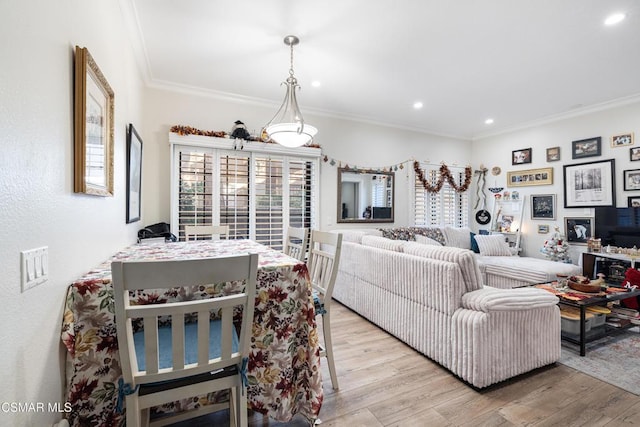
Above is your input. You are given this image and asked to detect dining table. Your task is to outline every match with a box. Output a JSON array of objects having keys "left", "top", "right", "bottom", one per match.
[{"left": 60, "top": 239, "right": 323, "bottom": 427}]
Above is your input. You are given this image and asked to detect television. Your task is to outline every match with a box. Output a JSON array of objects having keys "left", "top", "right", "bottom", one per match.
[
  {"left": 372, "top": 207, "right": 392, "bottom": 219},
  {"left": 594, "top": 207, "right": 640, "bottom": 248}
]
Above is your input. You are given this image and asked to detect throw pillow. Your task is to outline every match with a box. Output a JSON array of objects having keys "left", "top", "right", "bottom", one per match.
[
  {"left": 415, "top": 234, "right": 443, "bottom": 246},
  {"left": 474, "top": 234, "right": 512, "bottom": 256},
  {"left": 470, "top": 232, "right": 480, "bottom": 253},
  {"left": 443, "top": 226, "right": 472, "bottom": 249},
  {"left": 412, "top": 227, "right": 446, "bottom": 245}
]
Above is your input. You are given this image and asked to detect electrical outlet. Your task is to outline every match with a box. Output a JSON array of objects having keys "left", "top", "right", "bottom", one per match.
[{"left": 21, "top": 246, "right": 49, "bottom": 292}]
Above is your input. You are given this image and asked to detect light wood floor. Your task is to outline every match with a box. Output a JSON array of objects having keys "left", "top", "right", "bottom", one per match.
[{"left": 172, "top": 301, "right": 640, "bottom": 427}]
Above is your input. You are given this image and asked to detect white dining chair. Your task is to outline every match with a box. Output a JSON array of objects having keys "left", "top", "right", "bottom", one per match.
[
  {"left": 283, "top": 226, "right": 309, "bottom": 261},
  {"left": 112, "top": 253, "right": 258, "bottom": 427},
  {"left": 307, "top": 230, "right": 343, "bottom": 390},
  {"left": 184, "top": 225, "right": 230, "bottom": 241}
]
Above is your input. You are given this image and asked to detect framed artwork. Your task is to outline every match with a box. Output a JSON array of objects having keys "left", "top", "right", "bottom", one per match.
[
  {"left": 630, "top": 147, "right": 640, "bottom": 162},
  {"left": 565, "top": 217, "right": 593, "bottom": 245},
  {"left": 531, "top": 194, "right": 556, "bottom": 219},
  {"left": 628, "top": 196, "right": 640, "bottom": 208},
  {"left": 507, "top": 167, "right": 553, "bottom": 187},
  {"left": 546, "top": 147, "right": 560, "bottom": 162},
  {"left": 126, "top": 124, "right": 143, "bottom": 223},
  {"left": 538, "top": 225, "right": 549, "bottom": 234},
  {"left": 611, "top": 132, "right": 634, "bottom": 148},
  {"left": 74, "top": 46, "right": 114, "bottom": 196},
  {"left": 512, "top": 148, "right": 532, "bottom": 165},
  {"left": 623, "top": 169, "right": 640, "bottom": 191},
  {"left": 571, "top": 137, "right": 601, "bottom": 160},
  {"left": 563, "top": 159, "right": 615, "bottom": 208}
]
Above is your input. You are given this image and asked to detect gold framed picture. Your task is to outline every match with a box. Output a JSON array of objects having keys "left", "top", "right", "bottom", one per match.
[
  {"left": 611, "top": 132, "right": 634, "bottom": 148},
  {"left": 507, "top": 167, "right": 553, "bottom": 187},
  {"left": 74, "top": 46, "right": 114, "bottom": 196}
]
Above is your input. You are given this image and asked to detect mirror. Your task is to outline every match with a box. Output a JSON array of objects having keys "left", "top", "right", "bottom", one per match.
[{"left": 337, "top": 167, "right": 394, "bottom": 223}]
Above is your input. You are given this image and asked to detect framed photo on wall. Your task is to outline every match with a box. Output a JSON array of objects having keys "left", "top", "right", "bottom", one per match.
[
  {"left": 563, "top": 159, "right": 615, "bottom": 208},
  {"left": 74, "top": 46, "right": 115, "bottom": 196},
  {"left": 126, "top": 124, "right": 143, "bottom": 223},
  {"left": 630, "top": 147, "right": 640, "bottom": 162},
  {"left": 623, "top": 169, "right": 640, "bottom": 191},
  {"left": 571, "top": 137, "right": 601, "bottom": 159},
  {"left": 565, "top": 217, "right": 593, "bottom": 245},
  {"left": 611, "top": 132, "right": 634, "bottom": 148},
  {"left": 538, "top": 224, "right": 549, "bottom": 234},
  {"left": 628, "top": 196, "right": 640, "bottom": 208},
  {"left": 512, "top": 148, "right": 532, "bottom": 165},
  {"left": 546, "top": 147, "right": 560, "bottom": 162},
  {"left": 531, "top": 194, "right": 556, "bottom": 219},
  {"left": 507, "top": 167, "right": 553, "bottom": 187}
]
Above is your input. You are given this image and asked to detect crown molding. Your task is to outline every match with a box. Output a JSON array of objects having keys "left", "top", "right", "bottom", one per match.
[{"left": 473, "top": 92, "right": 640, "bottom": 141}]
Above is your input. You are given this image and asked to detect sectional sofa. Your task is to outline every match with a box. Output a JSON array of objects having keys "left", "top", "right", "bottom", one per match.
[{"left": 332, "top": 228, "right": 573, "bottom": 388}]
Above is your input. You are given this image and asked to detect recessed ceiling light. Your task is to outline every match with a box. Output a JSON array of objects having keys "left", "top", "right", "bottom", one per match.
[
  {"left": 604, "top": 13, "right": 626, "bottom": 26},
  {"left": 311, "top": 80, "right": 321, "bottom": 88},
  {"left": 413, "top": 101, "right": 424, "bottom": 109},
  {"left": 485, "top": 118, "right": 494, "bottom": 125}
]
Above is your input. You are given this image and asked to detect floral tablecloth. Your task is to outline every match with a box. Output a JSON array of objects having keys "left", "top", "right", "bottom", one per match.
[{"left": 61, "top": 240, "right": 322, "bottom": 426}]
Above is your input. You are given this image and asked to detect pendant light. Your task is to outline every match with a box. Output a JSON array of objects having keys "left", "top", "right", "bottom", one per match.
[{"left": 263, "top": 35, "right": 317, "bottom": 147}]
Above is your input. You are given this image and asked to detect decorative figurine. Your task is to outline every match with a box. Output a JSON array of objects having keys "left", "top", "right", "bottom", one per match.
[{"left": 231, "top": 120, "right": 251, "bottom": 140}]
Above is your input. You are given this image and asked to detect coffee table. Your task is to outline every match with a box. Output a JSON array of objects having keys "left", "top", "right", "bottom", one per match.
[{"left": 535, "top": 283, "right": 640, "bottom": 356}]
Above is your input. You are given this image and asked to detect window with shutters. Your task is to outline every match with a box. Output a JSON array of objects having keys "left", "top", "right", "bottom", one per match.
[
  {"left": 171, "top": 135, "right": 319, "bottom": 250},
  {"left": 414, "top": 164, "right": 469, "bottom": 228}
]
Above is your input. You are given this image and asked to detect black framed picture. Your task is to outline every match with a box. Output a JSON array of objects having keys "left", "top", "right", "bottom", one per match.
[
  {"left": 623, "top": 169, "right": 640, "bottom": 191},
  {"left": 126, "top": 123, "right": 143, "bottom": 223},
  {"left": 630, "top": 147, "right": 640, "bottom": 162},
  {"left": 563, "top": 159, "right": 615, "bottom": 208},
  {"left": 512, "top": 148, "right": 532, "bottom": 165},
  {"left": 565, "top": 217, "right": 593, "bottom": 245},
  {"left": 546, "top": 147, "right": 560, "bottom": 162},
  {"left": 531, "top": 194, "right": 556, "bottom": 220},
  {"left": 628, "top": 196, "right": 640, "bottom": 207},
  {"left": 571, "top": 137, "right": 601, "bottom": 159}
]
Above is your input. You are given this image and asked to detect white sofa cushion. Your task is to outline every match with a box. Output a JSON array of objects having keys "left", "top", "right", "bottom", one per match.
[
  {"left": 414, "top": 234, "right": 443, "bottom": 246},
  {"left": 403, "top": 242, "right": 483, "bottom": 291},
  {"left": 474, "top": 234, "right": 512, "bottom": 256},
  {"left": 361, "top": 235, "right": 406, "bottom": 252},
  {"left": 337, "top": 229, "right": 382, "bottom": 244},
  {"left": 443, "top": 226, "right": 472, "bottom": 249}
]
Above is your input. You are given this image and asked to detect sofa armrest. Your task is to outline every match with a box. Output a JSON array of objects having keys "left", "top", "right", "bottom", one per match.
[{"left": 462, "top": 287, "right": 559, "bottom": 312}]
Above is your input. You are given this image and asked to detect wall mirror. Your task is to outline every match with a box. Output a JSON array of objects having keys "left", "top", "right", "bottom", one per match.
[{"left": 337, "top": 167, "right": 394, "bottom": 223}]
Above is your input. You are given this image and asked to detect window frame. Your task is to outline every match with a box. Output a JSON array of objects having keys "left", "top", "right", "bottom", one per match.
[{"left": 170, "top": 133, "right": 320, "bottom": 249}]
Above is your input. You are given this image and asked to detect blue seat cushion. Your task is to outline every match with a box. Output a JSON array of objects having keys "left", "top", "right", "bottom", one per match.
[
  {"left": 133, "top": 319, "right": 239, "bottom": 371},
  {"left": 312, "top": 290, "right": 326, "bottom": 315}
]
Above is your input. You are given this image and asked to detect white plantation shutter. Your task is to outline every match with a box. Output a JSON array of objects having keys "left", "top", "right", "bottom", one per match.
[
  {"left": 219, "top": 153, "right": 250, "bottom": 239},
  {"left": 176, "top": 148, "right": 215, "bottom": 241},
  {"left": 171, "top": 136, "right": 319, "bottom": 249},
  {"left": 288, "top": 158, "right": 315, "bottom": 230},
  {"left": 414, "top": 164, "right": 469, "bottom": 228},
  {"left": 253, "top": 156, "right": 284, "bottom": 249}
]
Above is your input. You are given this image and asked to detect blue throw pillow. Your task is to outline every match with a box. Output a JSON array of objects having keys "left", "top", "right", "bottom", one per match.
[
  {"left": 133, "top": 319, "right": 239, "bottom": 371},
  {"left": 470, "top": 232, "right": 480, "bottom": 253}
]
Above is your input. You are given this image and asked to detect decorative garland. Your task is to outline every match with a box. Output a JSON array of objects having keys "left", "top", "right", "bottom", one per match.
[
  {"left": 413, "top": 161, "right": 472, "bottom": 193},
  {"left": 169, "top": 125, "right": 322, "bottom": 148}
]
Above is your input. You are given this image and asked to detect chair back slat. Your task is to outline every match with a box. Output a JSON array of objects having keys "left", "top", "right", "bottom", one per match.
[
  {"left": 184, "top": 225, "right": 230, "bottom": 241},
  {"left": 112, "top": 253, "right": 258, "bottom": 387},
  {"left": 172, "top": 315, "right": 185, "bottom": 369},
  {"left": 308, "top": 231, "right": 343, "bottom": 301},
  {"left": 284, "top": 227, "right": 309, "bottom": 261}
]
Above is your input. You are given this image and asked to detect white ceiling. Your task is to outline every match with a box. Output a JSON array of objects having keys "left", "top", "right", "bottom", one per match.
[{"left": 124, "top": 0, "right": 640, "bottom": 140}]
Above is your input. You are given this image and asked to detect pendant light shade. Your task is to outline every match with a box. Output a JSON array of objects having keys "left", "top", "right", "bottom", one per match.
[{"left": 264, "top": 35, "right": 317, "bottom": 147}]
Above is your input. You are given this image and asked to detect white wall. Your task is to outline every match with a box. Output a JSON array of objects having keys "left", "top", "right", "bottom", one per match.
[
  {"left": 471, "top": 101, "right": 640, "bottom": 262},
  {"left": 142, "top": 87, "right": 472, "bottom": 231},
  {"left": 0, "top": 1, "right": 144, "bottom": 425}
]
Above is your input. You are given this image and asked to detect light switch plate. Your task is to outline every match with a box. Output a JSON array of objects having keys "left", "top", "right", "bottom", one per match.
[{"left": 21, "top": 246, "right": 49, "bottom": 292}]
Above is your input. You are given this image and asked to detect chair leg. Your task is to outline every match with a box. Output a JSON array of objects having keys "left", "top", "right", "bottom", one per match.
[
  {"left": 126, "top": 395, "right": 141, "bottom": 427},
  {"left": 232, "top": 385, "right": 248, "bottom": 427},
  {"left": 229, "top": 387, "right": 237, "bottom": 427},
  {"left": 322, "top": 312, "right": 339, "bottom": 390}
]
